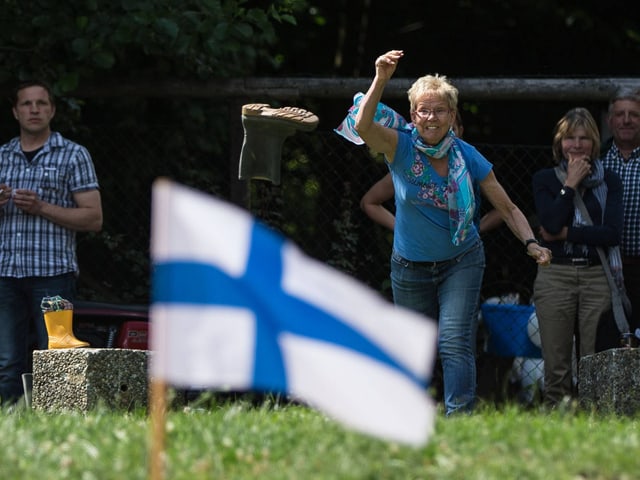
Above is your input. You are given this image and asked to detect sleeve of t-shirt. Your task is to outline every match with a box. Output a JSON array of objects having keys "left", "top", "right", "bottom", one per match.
[
  {"left": 388, "top": 130, "right": 413, "bottom": 173},
  {"left": 456, "top": 139, "right": 493, "bottom": 183}
]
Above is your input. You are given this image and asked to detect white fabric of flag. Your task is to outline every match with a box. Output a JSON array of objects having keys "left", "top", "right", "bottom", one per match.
[{"left": 150, "top": 179, "right": 438, "bottom": 446}]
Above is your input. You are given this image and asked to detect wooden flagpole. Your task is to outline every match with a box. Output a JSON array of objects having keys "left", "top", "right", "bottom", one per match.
[
  {"left": 149, "top": 178, "right": 170, "bottom": 480},
  {"left": 148, "top": 378, "right": 168, "bottom": 480}
]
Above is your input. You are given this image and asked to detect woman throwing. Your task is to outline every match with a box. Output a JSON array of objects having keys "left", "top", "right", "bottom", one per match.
[{"left": 352, "top": 50, "right": 551, "bottom": 415}]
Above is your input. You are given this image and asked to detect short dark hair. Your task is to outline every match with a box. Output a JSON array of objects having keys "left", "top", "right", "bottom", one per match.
[{"left": 11, "top": 80, "right": 55, "bottom": 107}]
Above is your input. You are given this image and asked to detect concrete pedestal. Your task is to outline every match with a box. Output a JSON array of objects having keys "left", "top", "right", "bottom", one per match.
[
  {"left": 32, "top": 348, "right": 150, "bottom": 412},
  {"left": 579, "top": 347, "right": 640, "bottom": 415}
]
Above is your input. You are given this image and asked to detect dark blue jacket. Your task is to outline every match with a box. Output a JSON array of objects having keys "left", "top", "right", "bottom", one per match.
[{"left": 532, "top": 167, "right": 623, "bottom": 261}]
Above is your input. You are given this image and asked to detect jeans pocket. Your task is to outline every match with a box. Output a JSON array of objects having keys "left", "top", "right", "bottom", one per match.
[
  {"left": 391, "top": 251, "right": 410, "bottom": 268},
  {"left": 454, "top": 240, "right": 483, "bottom": 265}
]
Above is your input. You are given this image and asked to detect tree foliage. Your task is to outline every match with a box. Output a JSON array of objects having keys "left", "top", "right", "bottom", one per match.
[{"left": 0, "top": 0, "right": 299, "bottom": 95}]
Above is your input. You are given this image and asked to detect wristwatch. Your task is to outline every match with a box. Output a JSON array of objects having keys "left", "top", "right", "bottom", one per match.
[
  {"left": 560, "top": 187, "right": 568, "bottom": 197},
  {"left": 525, "top": 238, "right": 539, "bottom": 248}
]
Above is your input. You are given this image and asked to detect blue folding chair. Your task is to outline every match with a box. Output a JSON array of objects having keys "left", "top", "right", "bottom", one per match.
[{"left": 480, "top": 303, "right": 542, "bottom": 358}]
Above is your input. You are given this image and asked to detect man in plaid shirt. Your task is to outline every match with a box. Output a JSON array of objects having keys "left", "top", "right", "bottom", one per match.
[
  {"left": 602, "top": 87, "right": 640, "bottom": 336},
  {"left": 0, "top": 80, "right": 102, "bottom": 405}
]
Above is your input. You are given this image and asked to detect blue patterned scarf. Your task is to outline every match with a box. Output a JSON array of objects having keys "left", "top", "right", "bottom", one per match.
[
  {"left": 411, "top": 129, "right": 475, "bottom": 245},
  {"left": 335, "top": 92, "right": 475, "bottom": 245}
]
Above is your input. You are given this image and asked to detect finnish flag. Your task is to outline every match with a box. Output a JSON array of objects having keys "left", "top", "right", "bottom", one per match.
[{"left": 150, "top": 179, "right": 437, "bottom": 446}]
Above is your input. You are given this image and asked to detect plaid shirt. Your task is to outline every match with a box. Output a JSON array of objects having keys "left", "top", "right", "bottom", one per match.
[
  {"left": 602, "top": 143, "right": 640, "bottom": 257},
  {"left": 0, "top": 132, "right": 99, "bottom": 277}
]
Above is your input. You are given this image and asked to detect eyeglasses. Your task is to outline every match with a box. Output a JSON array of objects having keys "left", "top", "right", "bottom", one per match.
[{"left": 413, "top": 108, "right": 450, "bottom": 119}]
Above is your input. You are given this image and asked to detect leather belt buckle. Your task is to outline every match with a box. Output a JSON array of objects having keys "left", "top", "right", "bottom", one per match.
[{"left": 570, "top": 258, "right": 590, "bottom": 267}]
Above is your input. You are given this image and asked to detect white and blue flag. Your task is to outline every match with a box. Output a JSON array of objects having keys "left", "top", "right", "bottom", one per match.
[{"left": 150, "top": 179, "right": 437, "bottom": 446}]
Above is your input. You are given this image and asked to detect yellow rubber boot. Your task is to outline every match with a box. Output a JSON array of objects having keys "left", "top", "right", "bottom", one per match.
[{"left": 43, "top": 309, "right": 90, "bottom": 349}]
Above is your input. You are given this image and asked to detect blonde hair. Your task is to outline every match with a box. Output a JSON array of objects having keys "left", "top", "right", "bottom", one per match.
[
  {"left": 551, "top": 107, "right": 600, "bottom": 163},
  {"left": 407, "top": 74, "right": 459, "bottom": 112}
]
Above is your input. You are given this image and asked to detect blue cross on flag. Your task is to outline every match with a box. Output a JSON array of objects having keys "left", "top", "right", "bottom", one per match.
[{"left": 150, "top": 179, "right": 437, "bottom": 446}]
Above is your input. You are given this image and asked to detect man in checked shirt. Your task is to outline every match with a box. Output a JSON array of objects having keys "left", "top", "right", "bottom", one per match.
[
  {"left": 602, "top": 86, "right": 640, "bottom": 336},
  {"left": 0, "top": 80, "right": 102, "bottom": 406}
]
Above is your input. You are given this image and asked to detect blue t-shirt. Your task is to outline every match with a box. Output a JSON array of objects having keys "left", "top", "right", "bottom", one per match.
[{"left": 388, "top": 131, "right": 492, "bottom": 261}]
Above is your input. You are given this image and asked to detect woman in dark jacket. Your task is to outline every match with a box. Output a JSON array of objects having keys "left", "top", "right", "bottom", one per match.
[{"left": 532, "top": 107, "right": 623, "bottom": 407}]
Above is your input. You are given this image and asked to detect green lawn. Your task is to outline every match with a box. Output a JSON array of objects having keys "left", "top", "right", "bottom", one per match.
[{"left": 1, "top": 398, "right": 638, "bottom": 479}]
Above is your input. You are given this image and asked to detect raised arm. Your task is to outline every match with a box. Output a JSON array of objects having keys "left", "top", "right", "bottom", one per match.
[{"left": 354, "top": 50, "right": 404, "bottom": 161}]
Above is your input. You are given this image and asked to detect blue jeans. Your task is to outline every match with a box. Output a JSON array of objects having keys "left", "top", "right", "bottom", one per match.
[
  {"left": 0, "top": 274, "right": 76, "bottom": 404},
  {"left": 390, "top": 241, "right": 485, "bottom": 415}
]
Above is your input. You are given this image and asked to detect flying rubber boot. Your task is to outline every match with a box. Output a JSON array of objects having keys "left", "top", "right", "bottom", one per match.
[{"left": 239, "top": 104, "right": 319, "bottom": 185}]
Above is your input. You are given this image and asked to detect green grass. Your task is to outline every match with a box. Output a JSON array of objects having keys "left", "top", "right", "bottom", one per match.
[{"left": 1, "top": 398, "right": 639, "bottom": 479}]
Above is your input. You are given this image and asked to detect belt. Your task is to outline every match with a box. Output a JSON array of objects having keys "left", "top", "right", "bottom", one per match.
[
  {"left": 395, "top": 255, "right": 455, "bottom": 269},
  {"left": 392, "top": 241, "right": 482, "bottom": 269},
  {"left": 550, "top": 257, "right": 600, "bottom": 267}
]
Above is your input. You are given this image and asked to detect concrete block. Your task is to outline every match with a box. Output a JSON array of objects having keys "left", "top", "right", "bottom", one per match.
[
  {"left": 32, "top": 348, "right": 150, "bottom": 412},
  {"left": 579, "top": 347, "right": 640, "bottom": 415}
]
